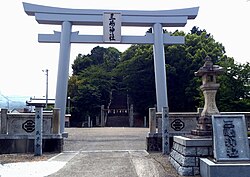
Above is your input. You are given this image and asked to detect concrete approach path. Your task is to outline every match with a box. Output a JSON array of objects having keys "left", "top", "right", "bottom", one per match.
[{"left": 47, "top": 127, "right": 186, "bottom": 177}]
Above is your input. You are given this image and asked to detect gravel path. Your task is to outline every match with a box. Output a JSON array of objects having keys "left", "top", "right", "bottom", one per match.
[
  {"left": 0, "top": 153, "right": 56, "bottom": 165},
  {"left": 0, "top": 128, "right": 201, "bottom": 177},
  {"left": 52, "top": 128, "right": 200, "bottom": 177}
]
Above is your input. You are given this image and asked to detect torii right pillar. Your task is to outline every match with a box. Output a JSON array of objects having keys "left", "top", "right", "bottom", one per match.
[{"left": 191, "top": 56, "right": 224, "bottom": 136}]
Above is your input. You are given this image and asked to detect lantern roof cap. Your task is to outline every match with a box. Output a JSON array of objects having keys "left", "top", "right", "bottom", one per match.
[{"left": 195, "top": 56, "right": 224, "bottom": 76}]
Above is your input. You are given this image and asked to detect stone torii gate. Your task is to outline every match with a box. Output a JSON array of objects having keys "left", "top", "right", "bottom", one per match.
[{"left": 23, "top": 3, "right": 199, "bottom": 137}]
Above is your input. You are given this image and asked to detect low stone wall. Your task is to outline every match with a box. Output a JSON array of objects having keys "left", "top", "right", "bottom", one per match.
[
  {"left": 168, "top": 112, "right": 198, "bottom": 137},
  {"left": 0, "top": 109, "right": 63, "bottom": 154},
  {"left": 147, "top": 110, "right": 250, "bottom": 152},
  {"left": 169, "top": 136, "right": 212, "bottom": 176},
  {"left": 168, "top": 111, "right": 250, "bottom": 137},
  {"left": 169, "top": 136, "right": 250, "bottom": 176},
  {"left": 6, "top": 113, "right": 52, "bottom": 135},
  {"left": 147, "top": 112, "right": 198, "bottom": 151},
  {"left": 0, "top": 134, "right": 63, "bottom": 154}
]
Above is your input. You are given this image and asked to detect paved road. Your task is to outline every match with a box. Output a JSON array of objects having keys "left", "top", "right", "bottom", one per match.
[
  {"left": 63, "top": 127, "right": 148, "bottom": 151},
  {"left": 47, "top": 127, "right": 181, "bottom": 177}
]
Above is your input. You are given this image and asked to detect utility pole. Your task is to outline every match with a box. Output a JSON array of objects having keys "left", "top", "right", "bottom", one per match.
[{"left": 42, "top": 69, "right": 49, "bottom": 108}]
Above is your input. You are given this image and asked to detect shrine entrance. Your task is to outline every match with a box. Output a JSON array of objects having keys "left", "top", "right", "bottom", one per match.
[{"left": 23, "top": 3, "right": 198, "bottom": 151}]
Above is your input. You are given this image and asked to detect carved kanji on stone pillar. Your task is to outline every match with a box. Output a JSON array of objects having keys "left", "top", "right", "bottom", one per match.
[{"left": 191, "top": 56, "right": 224, "bottom": 136}]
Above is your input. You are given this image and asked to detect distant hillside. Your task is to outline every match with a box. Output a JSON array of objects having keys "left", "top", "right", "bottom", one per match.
[{"left": 0, "top": 95, "right": 30, "bottom": 110}]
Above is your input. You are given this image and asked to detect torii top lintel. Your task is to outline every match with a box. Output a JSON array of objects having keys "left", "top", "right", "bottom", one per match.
[{"left": 23, "top": 2, "right": 199, "bottom": 27}]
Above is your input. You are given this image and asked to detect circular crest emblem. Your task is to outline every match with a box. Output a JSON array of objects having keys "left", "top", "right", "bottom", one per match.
[
  {"left": 22, "top": 120, "right": 35, "bottom": 133},
  {"left": 171, "top": 119, "right": 185, "bottom": 131}
]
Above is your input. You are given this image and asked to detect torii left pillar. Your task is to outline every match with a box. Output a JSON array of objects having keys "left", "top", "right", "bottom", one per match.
[
  {"left": 55, "top": 21, "right": 72, "bottom": 134},
  {"left": 153, "top": 23, "right": 170, "bottom": 154}
]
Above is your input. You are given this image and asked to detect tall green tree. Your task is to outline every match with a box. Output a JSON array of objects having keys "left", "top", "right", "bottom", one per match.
[
  {"left": 217, "top": 57, "right": 250, "bottom": 111},
  {"left": 114, "top": 45, "right": 156, "bottom": 115},
  {"left": 68, "top": 46, "right": 121, "bottom": 125},
  {"left": 165, "top": 27, "right": 226, "bottom": 111}
]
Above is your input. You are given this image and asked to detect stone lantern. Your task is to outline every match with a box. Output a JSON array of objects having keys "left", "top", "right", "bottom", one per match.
[{"left": 191, "top": 56, "right": 224, "bottom": 136}]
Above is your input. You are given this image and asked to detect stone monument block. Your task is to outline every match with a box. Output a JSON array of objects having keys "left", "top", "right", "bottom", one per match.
[
  {"left": 212, "top": 115, "right": 250, "bottom": 161},
  {"left": 200, "top": 158, "right": 250, "bottom": 177}
]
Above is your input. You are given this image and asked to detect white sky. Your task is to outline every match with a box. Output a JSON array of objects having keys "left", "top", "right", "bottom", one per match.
[{"left": 0, "top": 0, "right": 249, "bottom": 99}]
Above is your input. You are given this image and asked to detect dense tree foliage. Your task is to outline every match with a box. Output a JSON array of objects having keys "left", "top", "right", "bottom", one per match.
[
  {"left": 114, "top": 45, "right": 156, "bottom": 115},
  {"left": 68, "top": 46, "right": 121, "bottom": 126},
  {"left": 217, "top": 58, "right": 250, "bottom": 111},
  {"left": 165, "top": 27, "right": 225, "bottom": 111},
  {"left": 68, "top": 27, "right": 250, "bottom": 125}
]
